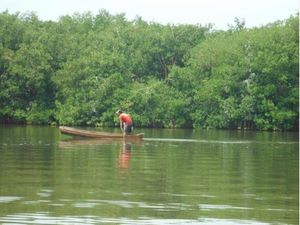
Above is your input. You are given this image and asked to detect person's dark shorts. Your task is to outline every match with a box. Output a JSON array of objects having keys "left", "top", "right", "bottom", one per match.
[{"left": 124, "top": 123, "right": 133, "bottom": 134}]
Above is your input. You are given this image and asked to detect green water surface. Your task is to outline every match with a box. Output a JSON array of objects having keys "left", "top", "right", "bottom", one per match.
[{"left": 0, "top": 125, "right": 298, "bottom": 224}]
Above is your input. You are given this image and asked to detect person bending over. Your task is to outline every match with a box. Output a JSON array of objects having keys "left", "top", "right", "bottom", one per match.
[{"left": 116, "top": 110, "right": 133, "bottom": 136}]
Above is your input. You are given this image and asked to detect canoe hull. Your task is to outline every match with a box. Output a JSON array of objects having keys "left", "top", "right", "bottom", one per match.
[{"left": 59, "top": 126, "right": 144, "bottom": 140}]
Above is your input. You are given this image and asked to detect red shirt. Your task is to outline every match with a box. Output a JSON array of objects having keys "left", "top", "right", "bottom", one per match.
[{"left": 119, "top": 113, "right": 132, "bottom": 125}]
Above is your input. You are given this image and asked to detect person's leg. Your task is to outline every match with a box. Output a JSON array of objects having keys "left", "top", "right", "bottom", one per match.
[{"left": 124, "top": 124, "right": 133, "bottom": 134}]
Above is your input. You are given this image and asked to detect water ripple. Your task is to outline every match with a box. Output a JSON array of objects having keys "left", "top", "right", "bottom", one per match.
[
  {"left": 144, "top": 138, "right": 298, "bottom": 145},
  {"left": 0, "top": 212, "right": 272, "bottom": 225},
  {"left": 0, "top": 196, "right": 23, "bottom": 203}
]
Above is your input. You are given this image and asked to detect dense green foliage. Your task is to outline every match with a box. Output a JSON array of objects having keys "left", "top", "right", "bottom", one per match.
[{"left": 0, "top": 10, "right": 298, "bottom": 130}]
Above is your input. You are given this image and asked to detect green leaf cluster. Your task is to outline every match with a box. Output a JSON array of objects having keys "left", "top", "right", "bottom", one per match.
[{"left": 0, "top": 10, "right": 298, "bottom": 130}]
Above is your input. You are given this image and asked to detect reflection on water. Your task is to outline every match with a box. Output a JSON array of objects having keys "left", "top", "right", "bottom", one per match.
[
  {"left": 118, "top": 143, "right": 132, "bottom": 170},
  {"left": 0, "top": 125, "right": 298, "bottom": 225},
  {"left": 59, "top": 137, "right": 142, "bottom": 149},
  {"left": 0, "top": 212, "right": 272, "bottom": 224},
  {"left": 0, "top": 196, "right": 23, "bottom": 203}
]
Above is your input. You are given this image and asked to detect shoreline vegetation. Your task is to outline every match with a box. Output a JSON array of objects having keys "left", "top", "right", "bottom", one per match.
[{"left": 0, "top": 10, "right": 298, "bottom": 131}]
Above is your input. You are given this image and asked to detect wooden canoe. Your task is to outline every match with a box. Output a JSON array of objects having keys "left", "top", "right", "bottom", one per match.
[{"left": 59, "top": 126, "right": 144, "bottom": 140}]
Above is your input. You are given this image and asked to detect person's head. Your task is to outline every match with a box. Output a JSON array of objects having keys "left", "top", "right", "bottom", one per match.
[{"left": 116, "top": 110, "right": 122, "bottom": 115}]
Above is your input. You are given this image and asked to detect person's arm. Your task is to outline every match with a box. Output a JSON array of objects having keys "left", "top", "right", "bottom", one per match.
[
  {"left": 119, "top": 118, "right": 123, "bottom": 131},
  {"left": 120, "top": 121, "right": 126, "bottom": 137}
]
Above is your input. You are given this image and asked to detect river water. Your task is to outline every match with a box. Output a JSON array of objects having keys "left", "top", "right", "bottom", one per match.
[{"left": 0, "top": 125, "right": 298, "bottom": 224}]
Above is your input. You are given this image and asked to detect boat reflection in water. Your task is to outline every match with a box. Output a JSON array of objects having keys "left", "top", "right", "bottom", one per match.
[
  {"left": 58, "top": 137, "right": 141, "bottom": 149},
  {"left": 59, "top": 138, "right": 135, "bottom": 174}
]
